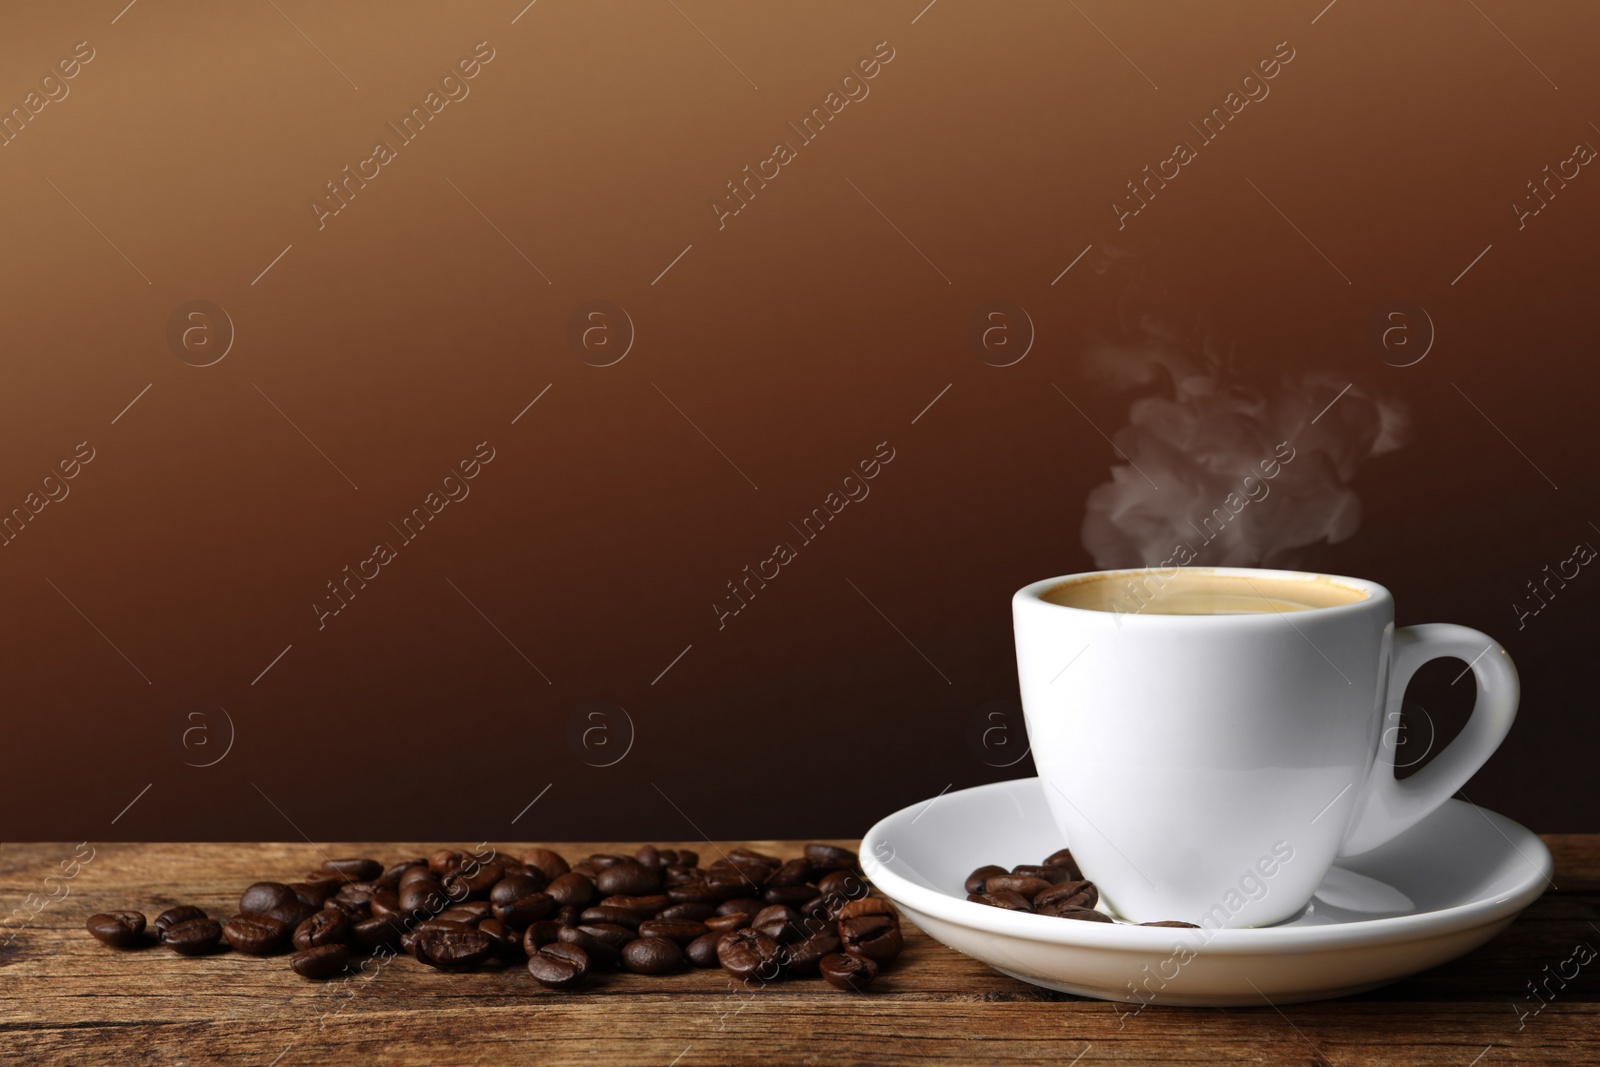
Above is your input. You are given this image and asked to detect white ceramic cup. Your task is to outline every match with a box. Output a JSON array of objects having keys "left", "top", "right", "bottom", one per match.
[{"left": 1012, "top": 567, "right": 1518, "bottom": 928}]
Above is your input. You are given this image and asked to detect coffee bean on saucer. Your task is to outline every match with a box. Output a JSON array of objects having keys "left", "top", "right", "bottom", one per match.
[
  {"left": 804, "top": 844, "right": 858, "bottom": 872},
  {"left": 86, "top": 911, "right": 146, "bottom": 948},
  {"left": 162, "top": 917, "right": 223, "bottom": 956},
  {"left": 968, "top": 890, "right": 1033, "bottom": 911},
  {"left": 528, "top": 943, "right": 588, "bottom": 989},
  {"left": 1011, "top": 864, "right": 1078, "bottom": 885},
  {"left": 717, "top": 929, "right": 783, "bottom": 980},
  {"left": 964, "top": 865, "right": 1008, "bottom": 895},
  {"left": 293, "top": 909, "right": 350, "bottom": 950},
  {"left": 1035, "top": 880, "right": 1097, "bottom": 912},
  {"left": 223, "top": 914, "right": 291, "bottom": 955},
  {"left": 1044, "top": 905, "right": 1113, "bottom": 924},
  {"left": 1141, "top": 920, "right": 1200, "bottom": 928},
  {"left": 622, "top": 936, "right": 683, "bottom": 975},
  {"left": 153, "top": 905, "right": 207, "bottom": 936},
  {"left": 838, "top": 914, "right": 903, "bottom": 963},
  {"left": 981, "top": 875, "right": 1053, "bottom": 900},
  {"left": 686, "top": 931, "right": 724, "bottom": 968},
  {"left": 820, "top": 951, "right": 878, "bottom": 991},
  {"left": 291, "top": 944, "right": 350, "bottom": 979},
  {"left": 1040, "top": 849, "right": 1083, "bottom": 880},
  {"left": 323, "top": 858, "right": 384, "bottom": 882}
]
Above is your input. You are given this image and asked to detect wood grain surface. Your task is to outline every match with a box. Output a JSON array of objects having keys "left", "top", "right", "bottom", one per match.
[{"left": 2, "top": 838, "right": 1597, "bottom": 1066}]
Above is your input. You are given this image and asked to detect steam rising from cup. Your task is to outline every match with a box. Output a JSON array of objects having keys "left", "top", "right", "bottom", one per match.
[{"left": 1079, "top": 307, "right": 1408, "bottom": 570}]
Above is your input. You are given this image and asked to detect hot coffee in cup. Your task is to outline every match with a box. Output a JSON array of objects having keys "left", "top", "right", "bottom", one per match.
[{"left": 1013, "top": 567, "right": 1518, "bottom": 928}]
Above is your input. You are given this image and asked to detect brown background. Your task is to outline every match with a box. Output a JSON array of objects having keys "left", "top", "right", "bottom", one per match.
[{"left": 1, "top": 0, "right": 1595, "bottom": 842}]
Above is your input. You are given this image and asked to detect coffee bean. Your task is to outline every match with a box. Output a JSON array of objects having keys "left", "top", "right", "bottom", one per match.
[
  {"left": 665, "top": 881, "right": 719, "bottom": 906},
  {"left": 685, "top": 931, "right": 723, "bottom": 968},
  {"left": 717, "top": 928, "right": 782, "bottom": 981},
  {"left": 1040, "top": 849, "right": 1083, "bottom": 880},
  {"left": 557, "top": 924, "right": 618, "bottom": 967},
  {"left": 752, "top": 905, "right": 804, "bottom": 944},
  {"left": 707, "top": 862, "right": 764, "bottom": 897},
  {"left": 441, "top": 900, "right": 493, "bottom": 924},
  {"left": 1035, "top": 880, "right": 1097, "bottom": 912},
  {"left": 553, "top": 905, "right": 580, "bottom": 927},
  {"left": 478, "top": 918, "right": 522, "bottom": 958},
  {"left": 414, "top": 921, "right": 493, "bottom": 971},
  {"left": 729, "top": 847, "right": 781, "bottom": 869},
  {"left": 162, "top": 917, "right": 222, "bottom": 956},
  {"left": 323, "top": 858, "right": 384, "bottom": 882},
  {"left": 576, "top": 922, "right": 634, "bottom": 950},
  {"left": 662, "top": 865, "right": 704, "bottom": 887},
  {"left": 223, "top": 914, "right": 291, "bottom": 955},
  {"left": 352, "top": 915, "right": 405, "bottom": 952},
  {"left": 817, "top": 869, "right": 869, "bottom": 901},
  {"left": 428, "top": 849, "right": 471, "bottom": 876},
  {"left": 291, "top": 880, "right": 337, "bottom": 907},
  {"left": 444, "top": 861, "right": 504, "bottom": 901},
  {"left": 820, "top": 951, "right": 877, "bottom": 991},
  {"left": 637, "top": 919, "right": 707, "bottom": 946},
  {"left": 596, "top": 861, "right": 660, "bottom": 897},
  {"left": 704, "top": 912, "right": 750, "bottom": 934},
  {"left": 527, "top": 942, "right": 587, "bottom": 988},
  {"left": 837, "top": 898, "right": 898, "bottom": 921},
  {"left": 964, "top": 865, "right": 1008, "bottom": 895},
  {"left": 302, "top": 869, "right": 346, "bottom": 894},
  {"left": 767, "top": 858, "right": 813, "bottom": 887},
  {"left": 585, "top": 853, "right": 632, "bottom": 869},
  {"left": 1011, "top": 864, "right": 1077, "bottom": 885},
  {"left": 545, "top": 872, "right": 596, "bottom": 909},
  {"left": 491, "top": 873, "right": 547, "bottom": 905},
  {"left": 151, "top": 906, "right": 205, "bottom": 937},
  {"left": 399, "top": 864, "right": 438, "bottom": 888},
  {"left": 522, "top": 920, "right": 566, "bottom": 953},
  {"left": 968, "top": 890, "right": 1033, "bottom": 911},
  {"left": 602, "top": 894, "right": 668, "bottom": 917},
  {"left": 378, "top": 859, "right": 425, "bottom": 888},
  {"left": 580, "top": 905, "right": 643, "bottom": 929},
  {"left": 982, "top": 875, "right": 1053, "bottom": 900},
  {"left": 494, "top": 892, "right": 556, "bottom": 927},
  {"left": 782, "top": 931, "right": 840, "bottom": 976},
  {"left": 804, "top": 844, "right": 858, "bottom": 872},
  {"left": 239, "top": 882, "right": 297, "bottom": 915},
  {"left": 521, "top": 848, "right": 571, "bottom": 883},
  {"left": 762, "top": 884, "right": 817, "bottom": 908},
  {"left": 716, "top": 898, "right": 765, "bottom": 917},
  {"left": 263, "top": 900, "right": 318, "bottom": 930},
  {"left": 657, "top": 902, "right": 715, "bottom": 922},
  {"left": 369, "top": 888, "right": 401, "bottom": 919},
  {"left": 293, "top": 909, "right": 350, "bottom": 950},
  {"left": 291, "top": 944, "right": 350, "bottom": 979},
  {"left": 622, "top": 936, "right": 683, "bottom": 975},
  {"left": 1141, "top": 920, "right": 1200, "bottom": 928},
  {"left": 1042, "top": 905, "right": 1113, "bottom": 924},
  {"left": 86, "top": 911, "right": 146, "bottom": 948},
  {"left": 838, "top": 914, "right": 903, "bottom": 963},
  {"left": 398, "top": 877, "right": 443, "bottom": 913}
]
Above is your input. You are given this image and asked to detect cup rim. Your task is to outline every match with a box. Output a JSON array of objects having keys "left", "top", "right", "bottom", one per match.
[{"left": 1015, "top": 566, "right": 1390, "bottom": 623}]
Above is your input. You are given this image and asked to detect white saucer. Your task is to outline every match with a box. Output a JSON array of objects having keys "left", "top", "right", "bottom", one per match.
[{"left": 861, "top": 777, "right": 1551, "bottom": 1006}]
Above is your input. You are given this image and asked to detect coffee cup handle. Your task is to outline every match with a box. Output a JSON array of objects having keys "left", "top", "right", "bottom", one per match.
[{"left": 1338, "top": 623, "right": 1519, "bottom": 857}]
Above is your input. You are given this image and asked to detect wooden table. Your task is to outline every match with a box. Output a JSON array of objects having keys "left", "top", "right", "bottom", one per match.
[{"left": 3, "top": 839, "right": 1597, "bottom": 1065}]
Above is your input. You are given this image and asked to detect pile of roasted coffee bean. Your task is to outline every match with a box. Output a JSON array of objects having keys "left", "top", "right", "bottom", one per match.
[
  {"left": 86, "top": 843, "right": 904, "bottom": 991},
  {"left": 966, "top": 849, "right": 1198, "bottom": 928}
]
